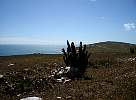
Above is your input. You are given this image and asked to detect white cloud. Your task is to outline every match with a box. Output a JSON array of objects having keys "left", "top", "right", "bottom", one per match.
[
  {"left": 0, "top": 37, "right": 38, "bottom": 44},
  {"left": 124, "top": 23, "right": 136, "bottom": 31},
  {"left": 0, "top": 36, "right": 65, "bottom": 45}
]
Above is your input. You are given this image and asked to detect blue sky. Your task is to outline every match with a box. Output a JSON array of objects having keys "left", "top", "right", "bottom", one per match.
[{"left": 0, "top": 0, "right": 136, "bottom": 45}]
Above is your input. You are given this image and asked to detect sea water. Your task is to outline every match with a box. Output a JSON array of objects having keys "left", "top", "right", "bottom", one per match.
[{"left": 0, "top": 44, "right": 66, "bottom": 56}]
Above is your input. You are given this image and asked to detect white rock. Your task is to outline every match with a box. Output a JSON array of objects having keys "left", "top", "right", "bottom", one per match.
[
  {"left": 56, "top": 79, "right": 63, "bottom": 82},
  {"left": 61, "top": 67, "right": 64, "bottom": 69},
  {"left": 51, "top": 75, "right": 54, "bottom": 77},
  {"left": 54, "top": 69, "right": 58, "bottom": 73},
  {"left": 61, "top": 77, "right": 64, "bottom": 80},
  {"left": 0, "top": 74, "right": 3, "bottom": 78},
  {"left": 8, "top": 63, "right": 15, "bottom": 66},
  {"left": 57, "top": 97, "right": 62, "bottom": 99},
  {"left": 65, "top": 66, "right": 70, "bottom": 73},
  {"left": 20, "top": 97, "right": 42, "bottom": 100},
  {"left": 24, "top": 68, "right": 29, "bottom": 71},
  {"left": 58, "top": 70, "right": 63, "bottom": 74},
  {"left": 65, "top": 66, "right": 70, "bottom": 70},
  {"left": 63, "top": 79, "right": 71, "bottom": 83},
  {"left": 17, "top": 94, "right": 21, "bottom": 97},
  {"left": 66, "top": 96, "right": 72, "bottom": 99}
]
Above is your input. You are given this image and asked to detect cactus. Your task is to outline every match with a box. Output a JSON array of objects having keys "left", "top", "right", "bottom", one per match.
[{"left": 62, "top": 40, "right": 90, "bottom": 79}]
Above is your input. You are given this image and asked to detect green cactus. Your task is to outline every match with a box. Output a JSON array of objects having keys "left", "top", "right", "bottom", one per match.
[{"left": 62, "top": 40, "right": 90, "bottom": 79}]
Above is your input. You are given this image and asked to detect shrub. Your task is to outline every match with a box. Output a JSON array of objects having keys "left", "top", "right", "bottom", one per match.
[
  {"left": 130, "top": 47, "right": 135, "bottom": 54},
  {"left": 62, "top": 40, "right": 90, "bottom": 79}
]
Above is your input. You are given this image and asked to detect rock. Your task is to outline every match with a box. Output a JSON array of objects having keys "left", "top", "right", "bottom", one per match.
[
  {"left": 8, "top": 63, "right": 15, "bottom": 66},
  {"left": 0, "top": 74, "right": 4, "bottom": 78},
  {"left": 56, "top": 78, "right": 63, "bottom": 83},
  {"left": 66, "top": 96, "right": 72, "bottom": 99},
  {"left": 0, "top": 74, "right": 5, "bottom": 83},
  {"left": 20, "top": 97, "right": 42, "bottom": 100},
  {"left": 57, "top": 97, "right": 62, "bottom": 99},
  {"left": 63, "top": 79, "right": 71, "bottom": 84}
]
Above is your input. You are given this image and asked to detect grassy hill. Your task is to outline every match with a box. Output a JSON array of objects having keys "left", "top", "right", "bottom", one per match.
[{"left": 86, "top": 41, "right": 136, "bottom": 53}]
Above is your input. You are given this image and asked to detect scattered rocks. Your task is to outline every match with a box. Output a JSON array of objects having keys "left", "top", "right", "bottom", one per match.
[
  {"left": 0, "top": 63, "right": 72, "bottom": 99},
  {"left": 117, "top": 57, "right": 136, "bottom": 63},
  {"left": 48, "top": 66, "right": 72, "bottom": 83},
  {"left": 127, "top": 57, "right": 136, "bottom": 62}
]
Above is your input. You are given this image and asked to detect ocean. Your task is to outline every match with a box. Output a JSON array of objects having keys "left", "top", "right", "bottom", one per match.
[{"left": 0, "top": 44, "right": 66, "bottom": 56}]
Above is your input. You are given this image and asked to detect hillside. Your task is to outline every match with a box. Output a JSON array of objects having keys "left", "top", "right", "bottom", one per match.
[
  {"left": 0, "top": 42, "right": 136, "bottom": 99},
  {"left": 87, "top": 41, "right": 136, "bottom": 53}
]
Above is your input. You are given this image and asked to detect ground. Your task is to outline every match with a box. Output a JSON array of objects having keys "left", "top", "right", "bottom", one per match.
[{"left": 0, "top": 53, "right": 136, "bottom": 100}]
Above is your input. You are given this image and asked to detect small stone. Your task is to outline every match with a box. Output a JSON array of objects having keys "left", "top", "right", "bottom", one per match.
[
  {"left": 61, "top": 67, "right": 64, "bottom": 69},
  {"left": 0, "top": 74, "right": 4, "bottom": 78},
  {"left": 57, "top": 97, "right": 62, "bottom": 99},
  {"left": 8, "top": 63, "right": 15, "bottom": 66},
  {"left": 17, "top": 94, "right": 21, "bottom": 97},
  {"left": 66, "top": 96, "right": 72, "bottom": 99},
  {"left": 24, "top": 68, "right": 29, "bottom": 71},
  {"left": 56, "top": 79, "right": 63, "bottom": 82},
  {"left": 20, "top": 97, "right": 42, "bottom": 100}
]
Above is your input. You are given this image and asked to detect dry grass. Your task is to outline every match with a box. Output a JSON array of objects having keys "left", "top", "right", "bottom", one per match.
[{"left": 0, "top": 53, "right": 136, "bottom": 100}]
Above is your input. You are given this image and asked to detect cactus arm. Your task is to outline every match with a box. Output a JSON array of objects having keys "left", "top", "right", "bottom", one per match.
[{"left": 67, "top": 40, "right": 71, "bottom": 53}]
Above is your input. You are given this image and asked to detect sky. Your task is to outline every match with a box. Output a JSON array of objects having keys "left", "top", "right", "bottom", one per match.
[{"left": 0, "top": 0, "right": 136, "bottom": 45}]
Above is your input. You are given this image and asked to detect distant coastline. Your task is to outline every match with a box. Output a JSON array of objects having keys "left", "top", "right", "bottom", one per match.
[
  {"left": 0, "top": 44, "right": 66, "bottom": 56},
  {"left": 0, "top": 41, "right": 135, "bottom": 56}
]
